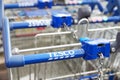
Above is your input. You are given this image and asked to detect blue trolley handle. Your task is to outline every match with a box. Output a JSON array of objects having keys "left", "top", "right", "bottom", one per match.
[
  {"left": 3, "top": 18, "right": 85, "bottom": 68},
  {"left": 4, "top": 0, "right": 103, "bottom": 12},
  {"left": 4, "top": 3, "right": 38, "bottom": 9},
  {"left": 7, "top": 16, "right": 120, "bottom": 30}
]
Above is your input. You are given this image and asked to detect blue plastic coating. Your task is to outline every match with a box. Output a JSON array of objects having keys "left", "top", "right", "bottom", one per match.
[
  {"left": 79, "top": 74, "right": 98, "bottom": 80},
  {"left": 4, "top": 3, "right": 37, "bottom": 9},
  {"left": 10, "top": 22, "right": 30, "bottom": 29},
  {"left": 24, "top": 49, "right": 85, "bottom": 65},
  {"left": 81, "top": 39, "right": 110, "bottom": 60},
  {"left": 3, "top": 18, "right": 24, "bottom": 68},
  {"left": 10, "top": 22, "right": 47, "bottom": 30},
  {"left": 38, "top": 0, "right": 53, "bottom": 9},
  {"left": 52, "top": 14, "right": 73, "bottom": 28}
]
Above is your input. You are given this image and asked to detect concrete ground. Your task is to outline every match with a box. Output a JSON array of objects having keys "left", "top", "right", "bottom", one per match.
[{"left": 0, "top": 53, "right": 8, "bottom": 80}]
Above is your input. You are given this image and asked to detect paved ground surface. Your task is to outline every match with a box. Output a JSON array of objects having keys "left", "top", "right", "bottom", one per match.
[{"left": 0, "top": 53, "right": 8, "bottom": 80}]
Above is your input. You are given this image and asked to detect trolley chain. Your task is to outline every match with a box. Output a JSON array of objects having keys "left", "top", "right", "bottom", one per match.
[
  {"left": 63, "top": 23, "right": 78, "bottom": 40},
  {"left": 98, "top": 53, "right": 104, "bottom": 80}
]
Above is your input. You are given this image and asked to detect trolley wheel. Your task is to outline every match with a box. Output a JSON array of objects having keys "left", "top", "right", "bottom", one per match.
[{"left": 78, "top": 6, "right": 91, "bottom": 21}]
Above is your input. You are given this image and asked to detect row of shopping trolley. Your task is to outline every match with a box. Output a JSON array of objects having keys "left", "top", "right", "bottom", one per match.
[{"left": 1, "top": 0, "right": 120, "bottom": 80}]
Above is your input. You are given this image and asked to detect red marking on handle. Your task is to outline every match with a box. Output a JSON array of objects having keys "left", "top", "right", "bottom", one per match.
[{"left": 37, "top": 27, "right": 45, "bottom": 31}]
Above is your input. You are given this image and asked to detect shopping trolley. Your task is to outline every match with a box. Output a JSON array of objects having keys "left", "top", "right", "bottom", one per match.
[{"left": 2, "top": 0, "right": 120, "bottom": 80}]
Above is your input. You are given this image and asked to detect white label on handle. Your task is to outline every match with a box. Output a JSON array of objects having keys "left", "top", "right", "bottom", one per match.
[
  {"left": 48, "top": 50, "right": 75, "bottom": 61},
  {"left": 18, "top": 2, "right": 34, "bottom": 7},
  {"left": 26, "top": 19, "right": 51, "bottom": 27},
  {"left": 42, "top": 0, "right": 51, "bottom": 2}
]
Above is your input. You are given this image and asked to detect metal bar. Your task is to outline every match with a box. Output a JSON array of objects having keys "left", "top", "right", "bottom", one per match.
[
  {"left": 18, "top": 43, "right": 82, "bottom": 53},
  {"left": 17, "top": 38, "right": 115, "bottom": 53},
  {"left": 88, "top": 26, "right": 120, "bottom": 32},
  {"left": 8, "top": 69, "right": 13, "bottom": 80},
  {"left": 75, "top": 71, "right": 120, "bottom": 80},
  {"left": 35, "top": 30, "right": 77, "bottom": 37},
  {"left": 46, "top": 69, "right": 110, "bottom": 80},
  {"left": 0, "top": 0, "right": 3, "bottom": 30},
  {"left": 46, "top": 69, "right": 120, "bottom": 80},
  {"left": 4, "top": 3, "right": 37, "bottom": 9}
]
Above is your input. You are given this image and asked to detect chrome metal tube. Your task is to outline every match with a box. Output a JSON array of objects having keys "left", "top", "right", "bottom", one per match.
[
  {"left": 35, "top": 31, "right": 77, "bottom": 37},
  {"left": 88, "top": 26, "right": 120, "bottom": 32},
  {"left": 16, "top": 38, "right": 115, "bottom": 53},
  {"left": 18, "top": 43, "right": 82, "bottom": 53},
  {"left": 46, "top": 69, "right": 110, "bottom": 80}
]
